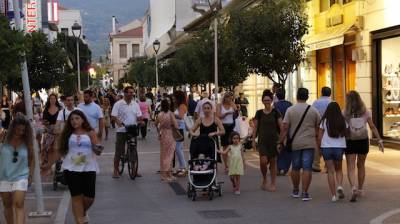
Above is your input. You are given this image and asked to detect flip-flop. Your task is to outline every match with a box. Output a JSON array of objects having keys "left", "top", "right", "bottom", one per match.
[{"left": 112, "top": 174, "right": 120, "bottom": 179}]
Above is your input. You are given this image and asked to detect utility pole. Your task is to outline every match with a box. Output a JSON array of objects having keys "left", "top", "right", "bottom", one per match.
[{"left": 11, "top": 0, "right": 51, "bottom": 217}]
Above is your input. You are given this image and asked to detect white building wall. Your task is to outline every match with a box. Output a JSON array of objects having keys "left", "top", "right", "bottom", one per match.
[{"left": 58, "top": 9, "right": 83, "bottom": 37}]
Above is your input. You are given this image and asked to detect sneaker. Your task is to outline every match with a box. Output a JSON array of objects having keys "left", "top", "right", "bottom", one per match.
[
  {"left": 291, "top": 189, "right": 300, "bottom": 198},
  {"left": 331, "top": 195, "right": 338, "bottom": 202},
  {"left": 234, "top": 190, "right": 241, "bottom": 195},
  {"left": 301, "top": 192, "right": 312, "bottom": 201},
  {"left": 337, "top": 186, "right": 345, "bottom": 199}
]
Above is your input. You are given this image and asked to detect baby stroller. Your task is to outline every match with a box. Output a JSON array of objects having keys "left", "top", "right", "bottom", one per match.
[
  {"left": 53, "top": 159, "right": 66, "bottom": 190},
  {"left": 187, "top": 135, "right": 223, "bottom": 201}
]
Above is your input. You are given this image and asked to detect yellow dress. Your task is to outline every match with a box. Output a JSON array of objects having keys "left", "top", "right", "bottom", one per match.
[{"left": 228, "top": 144, "right": 244, "bottom": 176}]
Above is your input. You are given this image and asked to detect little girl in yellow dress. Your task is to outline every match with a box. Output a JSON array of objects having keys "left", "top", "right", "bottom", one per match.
[{"left": 219, "top": 131, "right": 245, "bottom": 195}]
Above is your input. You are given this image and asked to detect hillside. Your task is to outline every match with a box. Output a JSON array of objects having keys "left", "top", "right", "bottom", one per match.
[{"left": 60, "top": 0, "right": 149, "bottom": 58}]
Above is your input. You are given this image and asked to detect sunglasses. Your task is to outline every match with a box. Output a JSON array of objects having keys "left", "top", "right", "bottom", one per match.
[{"left": 12, "top": 151, "right": 18, "bottom": 163}]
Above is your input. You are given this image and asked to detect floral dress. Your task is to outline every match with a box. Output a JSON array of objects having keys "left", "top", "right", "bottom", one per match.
[{"left": 158, "top": 112, "right": 176, "bottom": 172}]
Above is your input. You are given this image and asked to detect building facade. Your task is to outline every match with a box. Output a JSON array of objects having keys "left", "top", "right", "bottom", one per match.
[
  {"left": 58, "top": 5, "right": 82, "bottom": 37},
  {"left": 109, "top": 24, "right": 144, "bottom": 84},
  {"left": 302, "top": 0, "right": 400, "bottom": 146}
]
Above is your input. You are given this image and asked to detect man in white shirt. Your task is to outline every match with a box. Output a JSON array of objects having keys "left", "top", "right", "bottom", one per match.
[
  {"left": 111, "top": 86, "right": 143, "bottom": 178},
  {"left": 78, "top": 90, "right": 104, "bottom": 138},
  {"left": 194, "top": 91, "right": 215, "bottom": 119},
  {"left": 55, "top": 94, "right": 79, "bottom": 133},
  {"left": 311, "top": 86, "right": 332, "bottom": 172}
]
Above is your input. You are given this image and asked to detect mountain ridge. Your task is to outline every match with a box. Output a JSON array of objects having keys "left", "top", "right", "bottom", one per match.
[{"left": 60, "top": 0, "right": 149, "bottom": 59}]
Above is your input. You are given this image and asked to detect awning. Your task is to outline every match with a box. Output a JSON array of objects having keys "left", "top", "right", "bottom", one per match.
[{"left": 305, "top": 24, "right": 356, "bottom": 51}]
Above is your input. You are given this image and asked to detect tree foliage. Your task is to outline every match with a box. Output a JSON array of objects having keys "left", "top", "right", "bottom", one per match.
[
  {"left": 227, "top": 0, "right": 308, "bottom": 85},
  {"left": 0, "top": 15, "right": 25, "bottom": 84},
  {"left": 126, "top": 57, "right": 155, "bottom": 88},
  {"left": 7, "top": 32, "right": 67, "bottom": 92}
]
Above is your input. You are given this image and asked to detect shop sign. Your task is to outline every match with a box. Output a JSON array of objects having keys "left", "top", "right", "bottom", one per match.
[
  {"left": 25, "top": 0, "right": 39, "bottom": 33},
  {"left": 326, "top": 14, "right": 344, "bottom": 27}
]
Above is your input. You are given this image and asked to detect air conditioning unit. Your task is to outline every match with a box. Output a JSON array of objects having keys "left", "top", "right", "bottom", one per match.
[{"left": 355, "top": 16, "right": 364, "bottom": 30}]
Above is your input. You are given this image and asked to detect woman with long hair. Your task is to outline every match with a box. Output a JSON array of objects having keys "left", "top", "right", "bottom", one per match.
[
  {"left": 173, "top": 90, "right": 188, "bottom": 176},
  {"left": 318, "top": 102, "right": 347, "bottom": 202},
  {"left": 343, "top": 90, "right": 384, "bottom": 202},
  {"left": 155, "top": 99, "right": 179, "bottom": 181},
  {"left": 252, "top": 90, "right": 282, "bottom": 192},
  {"left": 59, "top": 110, "right": 102, "bottom": 224},
  {"left": 41, "top": 93, "right": 62, "bottom": 172},
  {"left": 217, "top": 92, "right": 238, "bottom": 172},
  {"left": 0, "top": 114, "right": 35, "bottom": 224}
]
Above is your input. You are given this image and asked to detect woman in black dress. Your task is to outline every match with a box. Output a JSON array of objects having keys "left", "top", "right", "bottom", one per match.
[
  {"left": 1, "top": 95, "right": 11, "bottom": 130},
  {"left": 42, "top": 93, "right": 62, "bottom": 172}
]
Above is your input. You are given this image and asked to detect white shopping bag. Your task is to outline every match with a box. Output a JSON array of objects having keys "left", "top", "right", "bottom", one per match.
[{"left": 234, "top": 116, "right": 249, "bottom": 139}]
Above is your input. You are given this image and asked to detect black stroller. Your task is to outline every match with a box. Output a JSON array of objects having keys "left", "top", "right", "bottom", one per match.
[
  {"left": 53, "top": 159, "right": 66, "bottom": 190},
  {"left": 187, "top": 135, "right": 223, "bottom": 201}
]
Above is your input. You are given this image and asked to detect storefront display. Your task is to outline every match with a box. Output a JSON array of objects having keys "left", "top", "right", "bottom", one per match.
[{"left": 381, "top": 36, "right": 400, "bottom": 139}]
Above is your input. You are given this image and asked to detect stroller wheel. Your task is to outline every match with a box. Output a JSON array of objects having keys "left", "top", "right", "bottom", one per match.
[
  {"left": 209, "top": 189, "right": 214, "bottom": 201},
  {"left": 53, "top": 181, "right": 58, "bottom": 191},
  {"left": 192, "top": 192, "right": 197, "bottom": 201}
]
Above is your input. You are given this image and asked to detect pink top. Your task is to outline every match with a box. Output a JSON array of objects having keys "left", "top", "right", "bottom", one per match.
[{"left": 138, "top": 101, "right": 150, "bottom": 119}]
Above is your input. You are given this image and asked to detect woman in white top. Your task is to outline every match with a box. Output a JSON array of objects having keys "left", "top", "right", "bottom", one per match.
[
  {"left": 317, "top": 102, "right": 347, "bottom": 202},
  {"left": 217, "top": 92, "right": 238, "bottom": 172},
  {"left": 58, "top": 110, "right": 102, "bottom": 224}
]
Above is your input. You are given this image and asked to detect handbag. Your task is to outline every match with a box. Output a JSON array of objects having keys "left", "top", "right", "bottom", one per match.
[
  {"left": 286, "top": 105, "right": 310, "bottom": 152},
  {"left": 170, "top": 112, "right": 184, "bottom": 141}
]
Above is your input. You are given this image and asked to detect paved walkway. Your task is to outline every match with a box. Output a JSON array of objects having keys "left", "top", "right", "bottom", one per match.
[{"left": 2, "top": 126, "right": 400, "bottom": 224}]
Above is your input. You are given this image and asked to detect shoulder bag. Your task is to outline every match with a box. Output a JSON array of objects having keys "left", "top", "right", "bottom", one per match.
[
  {"left": 285, "top": 105, "right": 310, "bottom": 152},
  {"left": 170, "top": 112, "right": 184, "bottom": 141}
]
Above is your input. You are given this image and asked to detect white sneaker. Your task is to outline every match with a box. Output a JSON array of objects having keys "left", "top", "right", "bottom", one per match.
[
  {"left": 337, "top": 186, "right": 345, "bottom": 199},
  {"left": 234, "top": 190, "right": 241, "bottom": 195},
  {"left": 331, "top": 195, "right": 338, "bottom": 202}
]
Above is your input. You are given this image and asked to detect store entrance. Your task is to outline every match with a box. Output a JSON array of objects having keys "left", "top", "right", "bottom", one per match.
[{"left": 317, "top": 44, "right": 356, "bottom": 108}]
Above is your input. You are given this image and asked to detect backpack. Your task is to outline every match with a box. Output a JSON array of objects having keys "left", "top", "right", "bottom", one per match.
[{"left": 349, "top": 114, "right": 368, "bottom": 140}]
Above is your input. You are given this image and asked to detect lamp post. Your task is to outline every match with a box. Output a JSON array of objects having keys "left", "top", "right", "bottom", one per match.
[
  {"left": 153, "top": 39, "right": 160, "bottom": 94},
  {"left": 72, "top": 22, "right": 82, "bottom": 92},
  {"left": 208, "top": 0, "right": 220, "bottom": 102}
]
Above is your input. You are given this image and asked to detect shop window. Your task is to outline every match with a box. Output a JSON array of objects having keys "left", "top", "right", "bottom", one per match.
[
  {"left": 381, "top": 36, "right": 400, "bottom": 139},
  {"left": 119, "top": 44, "right": 127, "bottom": 59}
]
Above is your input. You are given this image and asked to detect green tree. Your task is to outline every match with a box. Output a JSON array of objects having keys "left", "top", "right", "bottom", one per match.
[
  {"left": 0, "top": 15, "right": 25, "bottom": 84},
  {"left": 7, "top": 32, "right": 67, "bottom": 92},
  {"left": 126, "top": 57, "right": 155, "bottom": 88},
  {"left": 227, "top": 0, "right": 308, "bottom": 86}
]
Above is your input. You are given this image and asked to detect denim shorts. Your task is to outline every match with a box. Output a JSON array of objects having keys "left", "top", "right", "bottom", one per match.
[
  {"left": 321, "top": 147, "right": 344, "bottom": 161},
  {"left": 291, "top": 148, "right": 314, "bottom": 171}
]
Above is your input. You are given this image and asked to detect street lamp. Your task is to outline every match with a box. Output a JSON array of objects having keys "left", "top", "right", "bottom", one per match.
[
  {"left": 208, "top": 0, "right": 220, "bottom": 102},
  {"left": 72, "top": 21, "right": 82, "bottom": 92},
  {"left": 153, "top": 39, "right": 160, "bottom": 93}
]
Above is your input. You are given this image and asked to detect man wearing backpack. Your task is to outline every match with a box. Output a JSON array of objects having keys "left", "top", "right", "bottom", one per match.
[
  {"left": 278, "top": 88, "right": 320, "bottom": 201},
  {"left": 55, "top": 94, "right": 79, "bottom": 133}
]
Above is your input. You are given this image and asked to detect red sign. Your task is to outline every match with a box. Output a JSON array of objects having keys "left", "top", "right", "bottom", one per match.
[{"left": 25, "top": 0, "right": 38, "bottom": 32}]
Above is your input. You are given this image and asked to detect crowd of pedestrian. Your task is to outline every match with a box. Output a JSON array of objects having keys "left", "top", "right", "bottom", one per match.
[{"left": 0, "top": 83, "right": 386, "bottom": 223}]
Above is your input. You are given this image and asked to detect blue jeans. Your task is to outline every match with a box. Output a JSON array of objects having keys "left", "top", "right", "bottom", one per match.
[
  {"left": 175, "top": 129, "right": 186, "bottom": 169},
  {"left": 291, "top": 148, "right": 315, "bottom": 171},
  {"left": 321, "top": 147, "right": 344, "bottom": 161}
]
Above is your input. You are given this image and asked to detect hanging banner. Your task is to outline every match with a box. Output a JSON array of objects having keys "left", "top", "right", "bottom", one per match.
[
  {"left": 0, "top": 0, "right": 7, "bottom": 15},
  {"left": 47, "top": 0, "right": 58, "bottom": 24},
  {"left": 24, "top": 0, "right": 41, "bottom": 32}
]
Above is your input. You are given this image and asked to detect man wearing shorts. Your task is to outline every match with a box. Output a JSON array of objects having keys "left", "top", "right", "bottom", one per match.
[{"left": 279, "top": 88, "right": 320, "bottom": 201}]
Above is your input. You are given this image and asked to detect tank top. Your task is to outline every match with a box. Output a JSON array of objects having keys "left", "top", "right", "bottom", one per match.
[
  {"left": 0, "top": 143, "right": 29, "bottom": 182},
  {"left": 62, "top": 134, "right": 99, "bottom": 172},
  {"left": 200, "top": 119, "right": 217, "bottom": 136},
  {"left": 220, "top": 105, "right": 234, "bottom": 124}
]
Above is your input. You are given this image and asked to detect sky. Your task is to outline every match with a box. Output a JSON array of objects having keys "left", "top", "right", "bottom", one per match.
[{"left": 59, "top": 0, "right": 149, "bottom": 59}]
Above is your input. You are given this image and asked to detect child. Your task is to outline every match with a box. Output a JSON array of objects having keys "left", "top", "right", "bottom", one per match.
[
  {"left": 102, "top": 98, "right": 111, "bottom": 140},
  {"left": 317, "top": 102, "right": 347, "bottom": 202},
  {"left": 219, "top": 131, "right": 245, "bottom": 195}
]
